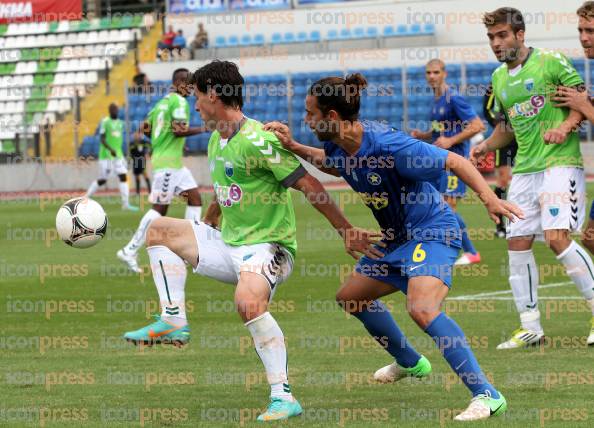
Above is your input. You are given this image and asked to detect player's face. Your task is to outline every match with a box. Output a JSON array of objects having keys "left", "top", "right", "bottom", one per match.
[
  {"left": 194, "top": 88, "right": 217, "bottom": 129},
  {"left": 305, "top": 95, "right": 338, "bottom": 142},
  {"left": 175, "top": 72, "right": 191, "bottom": 97},
  {"left": 109, "top": 105, "right": 118, "bottom": 119},
  {"left": 487, "top": 23, "right": 524, "bottom": 63},
  {"left": 425, "top": 65, "right": 446, "bottom": 89},
  {"left": 578, "top": 16, "right": 594, "bottom": 58}
]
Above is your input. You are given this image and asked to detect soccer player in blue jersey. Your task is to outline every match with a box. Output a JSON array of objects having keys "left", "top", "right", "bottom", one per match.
[
  {"left": 410, "top": 59, "right": 485, "bottom": 265},
  {"left": 265, "top": 73, "right": 523, "bottom": 421}
]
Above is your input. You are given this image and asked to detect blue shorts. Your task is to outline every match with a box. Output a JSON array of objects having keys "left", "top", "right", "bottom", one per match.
[
  {"left": 355, "top": 240, "right": 460, "bottom": 294},
  {"left": 438, "top": 170, "right": 466, "bottom": 198},
  {"left": 590, "top": 200, "right": 594, "bottom": 220}
]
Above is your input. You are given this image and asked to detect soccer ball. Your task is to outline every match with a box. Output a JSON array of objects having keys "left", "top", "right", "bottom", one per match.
[{"left": 55, "top": 197, "right": 108, "bottom": 248}]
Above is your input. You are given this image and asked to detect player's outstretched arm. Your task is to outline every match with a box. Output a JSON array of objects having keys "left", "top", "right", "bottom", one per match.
[
  {"left": 470, "top": 121, "right": 514, "bottom": 165},
  {"left": 172, "top": 120, "right": 207, "bottom": 137},
  {"left": 446, "top": 152, "right": 524, "bottom": 225},
  {"left": 435, "top": 117, "right": 485, "bottom": 149},
  {"left": 291, "top": 172, "right": 385, "bottom": 260},
  {"left": 264, "top": 122, "right": 340, "bottom": 176}
]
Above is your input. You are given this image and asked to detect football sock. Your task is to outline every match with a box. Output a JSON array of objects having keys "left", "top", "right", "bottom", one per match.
[
  {"left": 349, "top": 300, "right": 421, "bottom": 368},
  {"left": 119, "top": 181, "right": 130, "bottom": 207},
  {"left": 124, "top": 209, "right": 162, "bottom": 255},
  {"left": 86, "top": 180, "right": 99, "bottom": 197},
  {"left": 245, "top": 312, "right": 293, "bottom": 401},
  {"left": 147, "top": 245, "right": 187, "bottom": 324},
  {"left": 425, "top": 312, "right": 499, "bottom": 398},
  {"left": 184, "top": 206, "right": 202, "bottom": 223},
  {"left": 145, "top": 177, "right": 151, "bottom": 193},
  {"left": 508, "top": 250, "right": 543, "bottom": 333},
  {"left": 557, "top": 241, "right": 594, "bottom": 301},
  {"left": 135, "top": 176, "right": 141, "bottom": 195},
  {"left": 455, "top": 212, "right": 477, "bottom": 255}
]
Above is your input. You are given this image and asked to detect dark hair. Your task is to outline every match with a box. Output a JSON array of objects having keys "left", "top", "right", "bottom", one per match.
[
  {"left": 482, "top": 7, "right": 525, "bottom": 34},
  {"left": 308, "top": 73, "right": 367, "bottom": 121},
  {"left": 191, "top": 60, "right": 244, "bottom": 109},
  {"left": 578, "top": 1, "right": 594, "bottom": 19},
  {"left": 172, "top": 68, "right": 189, "bottom": 84}
]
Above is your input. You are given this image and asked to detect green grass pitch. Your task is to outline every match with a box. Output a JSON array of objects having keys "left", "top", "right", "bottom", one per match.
[{"left": 0, "top": 188, "right": 592, "bottom": 427}]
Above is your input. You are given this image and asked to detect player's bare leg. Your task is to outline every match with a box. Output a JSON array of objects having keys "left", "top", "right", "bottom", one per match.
[
  {"left": 447, "top": 195, "right": 481, "bottom": 265},
  {"left": 406, "top": 276, "right": 506, "bottom": 421},
  {"left": 336, "top": 273, "right": 432, "bottom": 383}
]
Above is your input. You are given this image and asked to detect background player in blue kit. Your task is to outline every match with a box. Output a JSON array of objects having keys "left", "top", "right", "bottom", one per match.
[
  {"left": 411, "top": 59, "right": 486, "bottom": 265},
  {"left": 265, "top": 73, "right": 523, "bottom": 422}
]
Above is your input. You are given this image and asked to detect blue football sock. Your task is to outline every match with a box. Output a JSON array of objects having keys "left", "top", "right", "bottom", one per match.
[
  {"left": 425, "top": 312, "right": 499, "bottom": 398},
  {"left": 350, "top": 300, "right": 421, "bottom": 368},
  {"left": 455, "top": 212, "right": 477, "bottom": 255}
]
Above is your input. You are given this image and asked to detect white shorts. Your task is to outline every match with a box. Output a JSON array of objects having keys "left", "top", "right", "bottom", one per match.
[
  {"left": 98, "top": 158, "right": 127, "bottom": 179},
  {"left": 149, "top": 167, "right": 198, "bottom": 205},
  {"left": 191, "top": 222, "right": 294, "bottom": 299},
  {"left": 507, "top": 166, "right": 586, "bottom": 239}
]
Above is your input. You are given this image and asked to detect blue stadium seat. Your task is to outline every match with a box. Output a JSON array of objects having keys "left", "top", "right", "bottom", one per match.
[
  {"left": 283, "top": 32, "right": 296, "bottom": 43},
  {"left": 383, "top": 26, "right": 395, "bottom": 36},
  {"left": 296, "top": 32, "right": 307, "bottom": 42},
  {"left": 271, "top": 33, "right": 282, "bottom": 44},
  {"left": 339, "top": 28, "right": 352, "bottom": 39},
  {"left": 227, "top": 35, "right": 239, "bottom": 46},
  {"left": 409, "top": 24, "right": 421, "bottom": 34},
  {"left": 253, "top": 34, "right": 265, "bottom": 45},
  {"left": 240, "top": 35, "right": 252, "bottom": 46},
  {"left": 309, "top": 30, "right": 321, "bottom": 42},
  {"left": 327, "top": 29, "right": 339, "bottom": 40},
  {"left": 423, "top": 23, "right": 435, "bottom": 34},
  {"left": 396, "top": 25, "right": 407, "bottom": 35},
  {"left": 352, "top": 27, "right": 365, "bottom": 38},
  {"left": 215, "top": 36, "right": 226, "bottom": 47},
  {"left": 366, "top": 27, "right": 378, "bottom": 38}
]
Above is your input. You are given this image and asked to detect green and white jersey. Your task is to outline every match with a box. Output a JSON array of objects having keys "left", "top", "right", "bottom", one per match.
[
  {"left": 98, "top": 116, "right": 124, "bottom": 160},
  {"left": 147, "top": 92, "right": 190, "bottom": 171},
  {"left": 208, "top": 118, "right": 305, "bottom": 257},
  {"left": 491, "top": 48, "right": 584, "bottom": 174}
]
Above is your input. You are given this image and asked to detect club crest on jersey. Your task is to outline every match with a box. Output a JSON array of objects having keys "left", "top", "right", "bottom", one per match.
[
  {"left": 224, "top": 161, "right": 234, "bottom": 177},
  {"left": 549, "top": 206, "right": 560, "bottom": 217},
  {"left": 367, "top": 172, "right": 382, "bottom": 185},
  {"left": 214, "top": 182, "right": 242, "bottom": 207},
  {"left": 524, "top": 78, "right": 534, "bottom": 92}
]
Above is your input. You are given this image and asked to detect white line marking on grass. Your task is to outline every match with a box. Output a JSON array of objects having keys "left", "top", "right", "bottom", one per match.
[
  {"left": 454, "top": 296, "right": 582, "bottom": 301},
  {"left": 449, "top": 281, "right": 573, "bottom": 300}
]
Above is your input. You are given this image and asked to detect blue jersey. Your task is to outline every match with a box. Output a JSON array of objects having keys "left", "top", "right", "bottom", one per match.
[
  {"left": 324, "top": 121, "right": 461, "bottom": 247},
  {"left": 430, "top": 89, "right": 478, "bottom": 158}
]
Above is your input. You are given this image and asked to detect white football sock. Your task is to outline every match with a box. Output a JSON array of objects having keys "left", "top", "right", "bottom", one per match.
[
  {"left": 508, "top": 250, "right": 543, "bottom": 333},
  {"left": 245, "top": 312, "right": 293, "bottom": 401},
  {"left": 557, "top": 240, "right": 594, "bottom": 301},
  {"left": 147, "top": 245, "right": 187, "bottom": 324},
  {"left": 184, "top": 205, "right": 202, "bottom": 223},
  {"left": 119, "top": 181, "right": 130, "bottom": 207},
  {"left": 86, "top": 180, "right": 99, "bottom": 197},
  {"left": 124, "top": 209, "right": 162, "bottom": 255}
]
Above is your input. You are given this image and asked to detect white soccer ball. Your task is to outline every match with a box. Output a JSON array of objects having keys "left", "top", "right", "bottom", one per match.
[{"left": 55, "top": 197, "right": 108, "bottom": 248}]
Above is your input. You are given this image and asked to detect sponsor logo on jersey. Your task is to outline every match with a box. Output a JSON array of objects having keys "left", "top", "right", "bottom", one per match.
[
  {"left": 214, "top": 182, "right": 243, "bottom": 207},
  {"left": 367, "top": 172, "right": 382, "bottom": 185},
  {"left": 358, "top": 192, "right": 389, "bottom": 210},
  {"left": 507, "top": 95, "right": 545, "bottom": 119}
]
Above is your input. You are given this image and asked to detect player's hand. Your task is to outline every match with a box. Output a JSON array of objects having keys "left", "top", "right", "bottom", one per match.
[
  {"left": 470, "top": 142, "right": 488, "bottom": 166},
  {"left": 263, "top": 121, "right": 295, "bottom": 150},
  {"left": 410, "top": 129, "right": 422, "bottom": 139},
  {"left": 342, "top": 227, "right": 385, "bottom": 260},
  {"left": 434, "top": 136, "right": 454, "bottom": 149},
  {"left": 484, "top": 197, "right": 524, "bottom": 224},
  {"left": 543, "top": 127, "right": 568, "bottom": 145},
  {"left": 552, "top": 86, "right": 590, "bottom": 112}
]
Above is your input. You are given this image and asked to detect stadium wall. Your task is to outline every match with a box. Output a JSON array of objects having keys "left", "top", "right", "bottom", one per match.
[{"left": 3, "top": 144, "right": 594, "bottom": 193}]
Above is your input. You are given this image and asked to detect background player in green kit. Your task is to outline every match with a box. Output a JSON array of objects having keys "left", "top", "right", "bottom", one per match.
[
  {"left": 118, "top": 68, "right": 206, "bottom": 273},
  {"left": 123, "top": 61, "right": 381, "bottom": 421},
  {"left": 472, "top": 8, "right": 594, "bottom": 349},
  {"left": 85, "top": 103, "right": 137, "bottom": 211}
]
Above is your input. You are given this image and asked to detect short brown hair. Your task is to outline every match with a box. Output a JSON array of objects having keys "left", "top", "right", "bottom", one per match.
[
  {"left": 483, "top": 7, "right": 525, "bottom": 34},
  {"left": 577, "top": 2, "right": 594, "bottom": 19}
]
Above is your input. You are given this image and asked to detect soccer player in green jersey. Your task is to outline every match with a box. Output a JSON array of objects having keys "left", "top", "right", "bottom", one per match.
[
  {"left": 123, "top": 61, "right": 380, "bottom": 421},
  {"left": 118, "top": 68, "right": 206, "bottom": 273},
  {"left": 472, "top": 7, "right": 594, "bottom": 349},
  {"left": 550, "top": 1, "right": 594, "bottom": 345},
  {"left": 85, "top": 103, "right": 137, "bottom": 211}
]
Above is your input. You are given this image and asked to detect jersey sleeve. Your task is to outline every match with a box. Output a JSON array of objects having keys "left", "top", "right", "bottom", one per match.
[
  {"left": 99, "top": 118, "right": 107, "bottom": 135},
  {"left": 545, "top": 51, "right": 584, "bottom": 87},
  {"left": 248, "top": 131, "right": 306, "bottom": 187},
  {"left": 387, "top": 131, "right": 448, "bottom": 182},
  {"left": 451, "top": 94, "right": 479, "bottom": 122},
  {"left": 171, "top": 96, "right": 189, "bottom": 122}
]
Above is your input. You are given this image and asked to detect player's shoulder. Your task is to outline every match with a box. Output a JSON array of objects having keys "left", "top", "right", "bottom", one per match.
[
  {"left": 364, "top": 120, "right": 412, "bottom": 149},
  {"left": 491, "top": 63, "right": 507, "bottom": 81},
  {"left": 239, "top": 118, "right": 280, "bottom": 146}
]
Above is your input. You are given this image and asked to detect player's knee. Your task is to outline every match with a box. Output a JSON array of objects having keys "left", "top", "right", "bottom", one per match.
[
  {"left": 97, "top": 179, "right": 106, "bottom": 186},
  {"left": 335, "top": 290, "right": 357, "bottom": 313},
  {"left": 407, "top": 305, "right": 437, "bottom": 329},
  {"left": 145, "top": 218, "right": 170, "bottom": 247}
]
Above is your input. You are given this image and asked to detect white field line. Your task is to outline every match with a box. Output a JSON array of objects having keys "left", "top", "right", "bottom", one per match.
[{"left": 449, "top": 281, "right": 573, "bottom": 300}]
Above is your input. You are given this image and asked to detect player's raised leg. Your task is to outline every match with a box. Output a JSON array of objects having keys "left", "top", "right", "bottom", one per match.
[
  {"left": 124, "top": 217, "right": 196, "bottom": 345},
  {"left": 335, "top": 272, "right": 431, "bottom": 383},
  {"left": 406, "top": 276, "right": 506, "bottom": 421}
]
